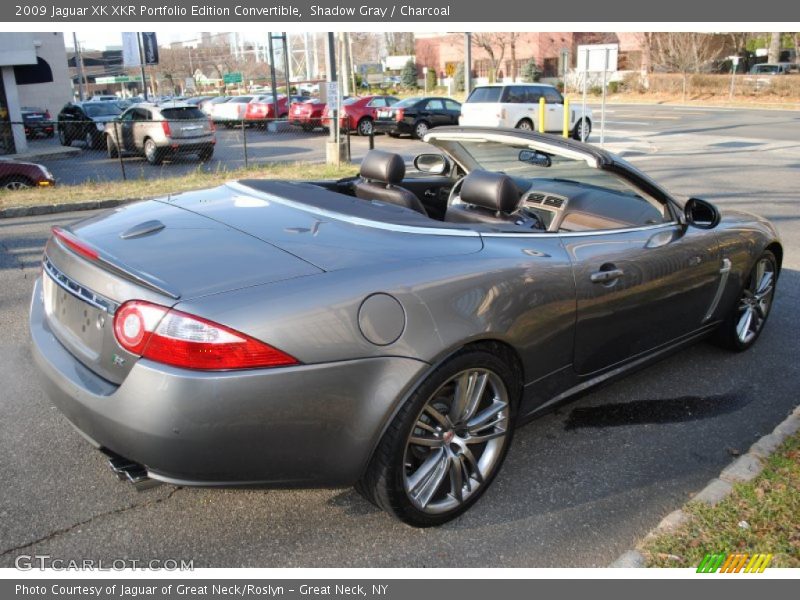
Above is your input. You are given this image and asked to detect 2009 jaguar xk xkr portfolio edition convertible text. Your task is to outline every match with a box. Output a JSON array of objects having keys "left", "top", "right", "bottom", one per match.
[{"left": 30, "top": 128, "right": 781, "bottom": 527}]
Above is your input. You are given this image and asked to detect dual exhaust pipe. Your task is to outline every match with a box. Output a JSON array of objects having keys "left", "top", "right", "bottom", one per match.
[{"left": 104, "top": 451, "right": 162, "bottom": 491}]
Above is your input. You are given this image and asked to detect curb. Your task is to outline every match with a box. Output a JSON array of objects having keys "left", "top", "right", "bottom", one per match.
[
  {"left": 9, "top": 147, "right": 82, "bottom": 161},
  {"left": 609, "top": 403, "right": 800, "bottom": 568},
  {"left": 0, "top": 198, "right": 141, "bottom": 219}
]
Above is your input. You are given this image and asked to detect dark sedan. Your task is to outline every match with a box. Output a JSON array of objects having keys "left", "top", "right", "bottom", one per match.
[
  {"left": 57, "top": 101, "right": 123, "bottom": 150},
  {"left": 21, "top": 107, "right": 54, "bottom": 139},
  {"left": 373, "top": 96, "right": 461, "bottom": 139}
]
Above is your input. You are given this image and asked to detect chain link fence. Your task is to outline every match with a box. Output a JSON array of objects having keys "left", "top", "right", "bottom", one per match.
[{"left": 2, "top": 117, "right": 410, "bottom": 190}]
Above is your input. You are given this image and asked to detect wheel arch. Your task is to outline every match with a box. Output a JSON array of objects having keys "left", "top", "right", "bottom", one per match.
[
  {"left": 766, "top": 241, "right": 783, "bottom": 272},
  {"left": 358, "top": 336, "right": 526, "bottom": 480}
]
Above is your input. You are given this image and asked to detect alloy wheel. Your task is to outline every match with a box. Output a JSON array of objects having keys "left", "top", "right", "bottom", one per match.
[
  {"left": 358, "top": 119, "right": 373, "bottom": 136},
  {"left": 4, "top": 179, "right": 31, "bottom": 190},
  {"left": 85, "top": 131, "right": 94, "bottom": 149},
  {"left": 736, "top": 256, "right": 775, "bottom": 345},
  {"left": 516, "top": 120, "right": 533, "bottom": 131},
  {"left": 415, "top": 122, "right": 429, "bottom": 139},
  {"left": 402, "top": 368, "right": 510, "bottom": 514}
]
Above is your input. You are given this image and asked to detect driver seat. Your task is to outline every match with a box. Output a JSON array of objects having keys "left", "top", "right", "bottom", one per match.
[
  {"left": 446, "top": 170, "right": 537, "bottom": 229},
  {"left": 353, "top": 150, "right": 427, "bottom": 215}
]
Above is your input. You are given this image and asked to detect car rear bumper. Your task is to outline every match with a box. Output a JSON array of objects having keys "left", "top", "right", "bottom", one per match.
[
  {"left": 29, "top": 277, "right": 427, "bottom": 487},
  {"left": 161, "top": 138, "right": 215, "bottom": 153},
  {"left": 373, "top": 121, "right": 410, "bottom": 135}
]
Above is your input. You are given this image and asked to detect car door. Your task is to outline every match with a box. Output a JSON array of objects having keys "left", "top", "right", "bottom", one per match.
[
  {"left": 118, "top": 109, "right": 136, "bottom": 151},
  {"left": 423, "top": 99, "right": 447, "bottom": 127},
  {"left": 543, "top": 88, "right": 565, "bottom": 133},
  {"left": 562, "top": 222, "right": 722, "bottom": 375},
  {"left": 444, "top": 100, "right": 462, "bottom": 124}
]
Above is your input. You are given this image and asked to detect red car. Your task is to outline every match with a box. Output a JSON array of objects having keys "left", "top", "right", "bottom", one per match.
[
  {"left": 0, "top": 159, "right": 55, "bottom": 190},
  {"left": 321, "top": 95, "right": 398, "bottom": 136},
  {"left": 289, "top": 98, "right": 326, "bottom": 131},
  {"left": 245, "top": 95, "right": 307, "bottom": 127}
]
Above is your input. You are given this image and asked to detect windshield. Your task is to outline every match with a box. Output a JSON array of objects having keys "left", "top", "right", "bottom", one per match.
[
  {"left": 454, "top": 140, "right": 648, "bottom": 198},
  {"left": 83, "top": 103, "right": 122, "bottom": 117}
]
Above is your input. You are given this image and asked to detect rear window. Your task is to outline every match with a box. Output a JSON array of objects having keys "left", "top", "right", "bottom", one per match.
[
  {"left": 83, "top": 103, "right": 122, "bottom": 117},
  {"left": 161, "top": 107, "right": 206, "bottom": 120},
  {"left": 230, "top": 96, "right": 255, "bottom": 103},
  {"left": 393, "top": 97, "right": 423, "bottom": 108},
  {"left": 465, "top": 87, "right": 503, "bottom": 103}
]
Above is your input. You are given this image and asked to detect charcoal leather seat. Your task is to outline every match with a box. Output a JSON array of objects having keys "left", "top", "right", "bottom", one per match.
[
  {"left": 446, "top": 170, "right": 538, "bottom": 229},
  {"left": 353, "top": 150, "right": 427, "bottom": 215}
]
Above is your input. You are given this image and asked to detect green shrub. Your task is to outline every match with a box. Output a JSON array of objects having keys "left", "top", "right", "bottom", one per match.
[{"left": 401, "top": 59, "right": 418, "bottom": 88}]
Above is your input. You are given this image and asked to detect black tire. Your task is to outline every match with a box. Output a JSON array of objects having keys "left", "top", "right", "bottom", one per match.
[
  {"left": 198, "top": 146, "right": 214, "bottom": 162},
  {"left": 356, "top": 345, "right": 520, "bottom": 527},
  {"left": 106, "top": 135, "right": 119, "bottom": 159},
  {"left": 713, "top": 250, "right": 778, "bottom": 352},
  {"left": 357, "top": 117, "right": 374, "bottom": 136},
  {"left": 387, "top": 132, "right": 400, "bottom": 138},
  {"left": 515, "top": 118, "right": 534, "bottom": 131},
  {"left": 58, "top": 127, "right": 70, "bottom": 147},
  {"left": 46, "top": 130, "right": 54, "bottom": 138},
  {"left": 300, "top": 124, "right": 313, "bottom": 132},
  {"left": 143, "top": 138, "right": 163, "bottom": 165},
  {"left": 2, "top": 176, "right": 34, "bottom": 191},
  {"left": 572, "top": 118, "right": 591, "bottom": 141}
]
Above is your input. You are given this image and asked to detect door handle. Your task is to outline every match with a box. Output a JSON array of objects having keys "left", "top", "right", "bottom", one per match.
[
  {"left": 590, "top": 268, "right": 624, "bottom": 283},
  {"left": 424, "top": 189, "right": 437, "bottom": 198}
]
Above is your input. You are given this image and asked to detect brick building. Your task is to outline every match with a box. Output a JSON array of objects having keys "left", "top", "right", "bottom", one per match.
[{"left": 415, "top": 32, "right": 648, "bottom": 82}]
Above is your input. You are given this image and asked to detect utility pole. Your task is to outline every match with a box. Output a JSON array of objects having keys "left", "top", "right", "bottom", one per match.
[
  {"left": 267, "top": 33, "right": 279, "bottom": 121},
  {"left": 325, "top": 32, "right": 347, "bottom": 165},
  {"left": 72, "top": 33, "right": 86, "bottom": 101},
  {"left": 282, "top": 32, "right": 291, "bottom": 95},
  {"left": 137, "top": 33, "right": 149, "bottom": 100},
  {"left": 303, "top": 32, "right": 312, "bottom": 81},
  {"left": 464, "top": 32, "right": 472, "bottom": 96}
]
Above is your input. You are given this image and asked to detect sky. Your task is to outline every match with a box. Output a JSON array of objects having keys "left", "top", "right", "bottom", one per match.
[{"left": 69, "top": 31, "right": 198, "bottom": 51}]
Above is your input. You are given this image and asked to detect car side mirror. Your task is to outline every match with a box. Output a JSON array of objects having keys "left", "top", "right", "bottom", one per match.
[
  {"left": 413, "top": 153, "right": 449, "bottom": 175},
  {"left": 685, "top": 197, "right": 720, "bottom": 229}
]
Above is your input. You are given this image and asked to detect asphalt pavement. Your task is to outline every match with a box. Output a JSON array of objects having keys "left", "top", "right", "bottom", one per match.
[{"left": 1, "top": 104, "right": 798, "bottom": 567}]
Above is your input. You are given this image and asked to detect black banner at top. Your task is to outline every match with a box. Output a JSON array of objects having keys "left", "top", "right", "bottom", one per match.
[{"left": 3, "top": 0, "right": 797, "bottom": 22}]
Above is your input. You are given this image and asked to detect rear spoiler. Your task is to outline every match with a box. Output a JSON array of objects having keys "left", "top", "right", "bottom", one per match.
[{"left": 50, "top": 227, "right": 181, "bottom": 300}]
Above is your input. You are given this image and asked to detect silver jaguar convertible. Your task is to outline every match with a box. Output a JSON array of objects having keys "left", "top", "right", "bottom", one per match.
[{"left": 30, "top": 128, "right": 782, "bottom": 526}]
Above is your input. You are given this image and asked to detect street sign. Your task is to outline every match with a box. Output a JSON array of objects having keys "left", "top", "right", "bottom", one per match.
[
  {"left": 445, "top": 62, "right": 456, "bottom": 77},
  {"left": 223, "top": 72, "right": 243, "bottom": 84},
  {"left": 95, "top": 75, "right": 142, "bottom": 84},
  {"left": 325, "top": 81, "right": 339, "bottom": 106}
]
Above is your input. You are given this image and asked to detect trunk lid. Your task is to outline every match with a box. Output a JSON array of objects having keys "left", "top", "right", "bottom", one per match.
[{"left": 43, "top": 199, "right": 322, "bottom": 383}]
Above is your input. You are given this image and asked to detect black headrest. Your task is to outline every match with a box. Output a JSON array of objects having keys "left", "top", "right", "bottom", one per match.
[
  {"left": 460, "top": 170, "right": 520, "bottom": 213},
  {"left": 360, "top": 150, "right": 405, "bottom": 185}
]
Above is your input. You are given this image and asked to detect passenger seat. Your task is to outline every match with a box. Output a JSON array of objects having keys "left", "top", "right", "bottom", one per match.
[{"left": 353, "top": 150, "right": 428, "bottom": 215}]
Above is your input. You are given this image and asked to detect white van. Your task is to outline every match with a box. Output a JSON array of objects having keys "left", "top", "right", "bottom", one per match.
[{"left": 459, "top": 83, "right": 592, "bottom": 140}]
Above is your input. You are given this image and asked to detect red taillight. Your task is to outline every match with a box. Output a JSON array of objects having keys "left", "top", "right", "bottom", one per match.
[
  {"left": 51, "top": 226, "right": 99, "bottom": 261},
  {"left": 161, "top": 120, "right": 171, "bottom": 136},
  {"left": 395, "top": 108, "right": 405, "bottom": 122},
  {"left": 113, "top": 300, "right": 299, "bottom": 371}
]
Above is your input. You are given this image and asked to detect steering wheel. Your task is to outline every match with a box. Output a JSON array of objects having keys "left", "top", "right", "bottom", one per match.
[{"left": 447, "top": 175, "right": 467, "bottom": 208}]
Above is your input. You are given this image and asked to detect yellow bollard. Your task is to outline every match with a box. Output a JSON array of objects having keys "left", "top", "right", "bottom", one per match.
[
  {"left": 538, "top": 97, "right": 545, "bottom": 133},
  {"left": 563, "top": 97, "right": 570, "bottom": 138}
]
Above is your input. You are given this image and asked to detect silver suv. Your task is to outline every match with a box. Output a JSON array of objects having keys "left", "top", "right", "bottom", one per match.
[{"left": 104, "top": 103, "right": 215, "bottom": 165}]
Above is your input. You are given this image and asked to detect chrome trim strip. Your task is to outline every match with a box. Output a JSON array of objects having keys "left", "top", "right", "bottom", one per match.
[
  {"left": 703, "top": 257, "right": 732, "bottom": 323},
  {"left": 43, "top": 256, "right": 119, "bottom": 314},
  {"left": 226, "top": 182, "right": 677, "bottom": 240}
]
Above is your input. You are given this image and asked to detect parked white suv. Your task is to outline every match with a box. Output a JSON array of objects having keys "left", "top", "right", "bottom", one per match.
[{"left": 459, "top": 83, "right": 592, "bottom": 140}]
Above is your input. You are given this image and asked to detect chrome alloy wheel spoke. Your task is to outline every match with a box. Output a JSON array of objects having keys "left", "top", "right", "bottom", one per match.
[{"left": 403, "top": 368, "right": 510, "bottom": 513}]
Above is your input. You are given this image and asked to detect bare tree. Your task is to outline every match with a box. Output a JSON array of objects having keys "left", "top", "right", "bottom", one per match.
[
  {"left": 384, "top": 33, "right": 415, "bottom": 56},
  {"left": 472, "top": 33, "right": 509, "bottom": 82},
  {"left": 508, "top": 33, "right": 519, "bottom": 81},
  {"left": 768, "top": 32, "right": 782, "bottom": 63},
  {"left": 650, "top": 33, "right": 722, "bottom": 100},
  {"left": 794, "top": 33, "right": 800, "bottom": 64}
]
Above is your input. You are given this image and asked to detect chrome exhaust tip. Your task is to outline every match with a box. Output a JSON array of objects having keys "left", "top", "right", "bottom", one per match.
[{"left": 104, "top": 451, "right": 162, "bottom": 491}]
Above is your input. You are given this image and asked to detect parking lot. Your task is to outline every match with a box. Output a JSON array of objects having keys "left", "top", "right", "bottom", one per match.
[{"left": 1, "top": 104, "right": 799, "bottom": 567}]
